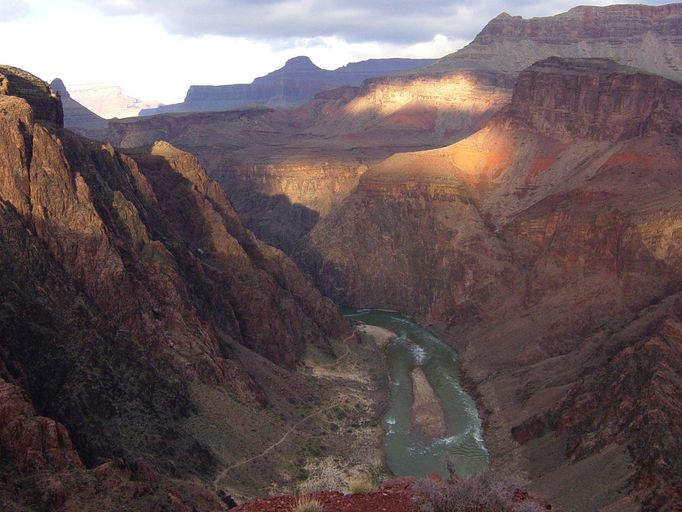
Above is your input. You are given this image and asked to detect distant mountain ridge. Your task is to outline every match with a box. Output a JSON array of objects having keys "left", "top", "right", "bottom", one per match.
[
  {"left": 418, "top": 3, "right": 682, "bottom": 81},
  {"left": 67, "top": 81, "right": 161, "bottom": 118},
  {"left": 50, "top": 78, "right": 108, "bottom": 139},
  {"left": 141, "top": 56, "right": 436, "bottom": 115}
]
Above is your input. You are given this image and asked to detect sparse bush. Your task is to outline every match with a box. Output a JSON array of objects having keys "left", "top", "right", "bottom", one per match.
[
  {"left": 291, "top": 495, "right": 325, "bottom": 512},
  {"left": 411, "top": 473, "right": 546, "bottom": 512},
  {"left": 346, "top": 472, "right": 375, "bottom": 494}
]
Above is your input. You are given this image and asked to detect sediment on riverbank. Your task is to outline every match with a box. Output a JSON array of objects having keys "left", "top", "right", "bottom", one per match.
[{"left": 410, "top": 367, "right": 447, "bottom": 438}]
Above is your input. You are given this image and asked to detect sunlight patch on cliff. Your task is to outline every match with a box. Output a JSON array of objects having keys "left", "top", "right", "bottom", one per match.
[{"left": 344, "top": 75, "right": 496, "bottom": 117}]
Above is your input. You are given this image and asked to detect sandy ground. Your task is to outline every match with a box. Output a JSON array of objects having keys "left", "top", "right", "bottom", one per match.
[
  {"left": 410, "top": 367, "right": 447, "bottom": 438},
  {"left": 356, "top": 324, "right": 396, "bottom": 346}
]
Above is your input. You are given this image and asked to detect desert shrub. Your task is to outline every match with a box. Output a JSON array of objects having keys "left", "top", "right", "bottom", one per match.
[
  {"left": 346, "top": 472, "right": 375, "bottom": 494},
  {"left": 291, "top": 496, "right": 325, "bottom": 512},
  {"left": 412, "top": 474, "right": 546, "bottom": 512}
]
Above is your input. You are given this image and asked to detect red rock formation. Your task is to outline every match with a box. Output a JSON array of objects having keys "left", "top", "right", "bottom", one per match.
[
  {"left": 0, "top": 379, "right": 83, "bottom": 472},
  {"left": 508, "top": 57, "right": 682, "bottom": 141}
]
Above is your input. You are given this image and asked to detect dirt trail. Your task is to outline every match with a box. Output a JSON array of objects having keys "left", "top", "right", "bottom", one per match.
[{"left": 213, "top": 332, "right": 358, "bottom": 491}]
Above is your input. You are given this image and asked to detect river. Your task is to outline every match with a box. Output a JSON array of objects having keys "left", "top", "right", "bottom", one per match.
[{"left": 343, "top": 308, "right": 489, "bottom": 479}]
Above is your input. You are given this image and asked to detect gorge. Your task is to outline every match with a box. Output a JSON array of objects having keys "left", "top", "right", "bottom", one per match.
[{"left": 2, "top": 2, "right": 682, "bottom": 512}]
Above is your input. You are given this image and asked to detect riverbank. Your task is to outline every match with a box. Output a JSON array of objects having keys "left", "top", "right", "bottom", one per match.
[
  {"left": 356, "top": 324, "right": 396, "bottom": 346},
  {"left": 294, "top": 325, "right": 393, "bottom": 494},
  {"left": 425, "top": 320, "right": 527, "bottom": 480},
  {"left": 344, "top": 309, "right": 488, "bottom": 479}
]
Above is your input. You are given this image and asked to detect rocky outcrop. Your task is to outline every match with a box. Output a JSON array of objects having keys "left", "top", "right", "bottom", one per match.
[
  {"left": 507, "top": 57, "right": 682, "bottom": 141},
  {"left": 0, "top": 379, "right": 83, "bottom": 472},
  {"left": 422, "top": 3, "right": 682, "bottom": 82},
  {"left": 50, "top": 79, "right": 109, "bottom": 139},
  {"left": 141, "top": 56, "right": 435, "bottom": 115},
  {"left": 298, "top": 57, "right": 682, "bottom": 510},
  {"left": 1, "top": 65, "right": 62, "bottom": 126}
]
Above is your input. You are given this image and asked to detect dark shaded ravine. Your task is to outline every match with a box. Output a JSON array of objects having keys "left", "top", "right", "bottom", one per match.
[{"left": 343, "top": 308, "right": 489, "bottom": 478}]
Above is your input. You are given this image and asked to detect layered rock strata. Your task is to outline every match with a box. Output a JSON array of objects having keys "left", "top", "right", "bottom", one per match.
[{"left": 422, "top": 3, "right": 682, "bottom": 82}]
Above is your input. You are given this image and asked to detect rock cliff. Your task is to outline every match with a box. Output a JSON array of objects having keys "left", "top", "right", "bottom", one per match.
[
  {"left": 422, "top": 3, "right": 682, "bottom": 82},
  {"left": 109, "top": 68, "right": 512, "bottom": 252}
]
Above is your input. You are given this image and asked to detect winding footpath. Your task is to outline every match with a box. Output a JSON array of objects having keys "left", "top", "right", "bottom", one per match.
[{"left": 213, "top": 330, "right": 357, "bottom": 491}]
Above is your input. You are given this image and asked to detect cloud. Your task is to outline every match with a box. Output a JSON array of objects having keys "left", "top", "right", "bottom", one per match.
[
  {"left": 88, "top": 0, "right": 672, "bottom": 45},
  {"left": 0, "top": 0, "right": 30, "bottom": 22}
]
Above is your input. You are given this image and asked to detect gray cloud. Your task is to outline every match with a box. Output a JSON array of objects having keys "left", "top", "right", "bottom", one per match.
[{"left": 92, "top": 0, "right": 671, "bottom": 44}]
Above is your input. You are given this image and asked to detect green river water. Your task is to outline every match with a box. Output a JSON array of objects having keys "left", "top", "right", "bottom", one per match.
[{"left": 343, "top": 308, "right": 489, "bottom": 478}]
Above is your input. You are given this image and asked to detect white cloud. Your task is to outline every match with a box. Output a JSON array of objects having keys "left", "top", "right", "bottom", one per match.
[{"left": 0, "top": 0, "right": 674, "bottom": 104}]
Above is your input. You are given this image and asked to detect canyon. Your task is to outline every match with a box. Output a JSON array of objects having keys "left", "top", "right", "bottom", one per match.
[
  {"left": 100, "top": 4, "right": 682, "bottom": 262},
  {"left": 2, "top": 2, "right": 682, "bottom": 512},
  {"left": 300, "top": 57, "right": 682, "bottom": 510},
  {"left": 0, "top": 64, "right": 368, "bottom": 510}
]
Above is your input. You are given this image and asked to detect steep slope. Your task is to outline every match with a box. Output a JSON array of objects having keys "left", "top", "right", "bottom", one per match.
[
  {"left": 50, "top": 78, "right": 109, "bottom": 139},
  {"left": 0, "top": 65, "right": 351, "bottom": 510},
  {"left": 299, "top": 57, "right": 682, "bottom": 511},
  {"left": 142, "top": 56, "right": 435, "bottom": 115},
  {"left": 422, "top": 3, "right": 682, "bottom": 81}
]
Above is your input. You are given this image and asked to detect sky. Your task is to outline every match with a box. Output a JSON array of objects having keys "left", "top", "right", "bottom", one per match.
[{"left": 0, "top": 0, "right": 672, "bottom": 104}]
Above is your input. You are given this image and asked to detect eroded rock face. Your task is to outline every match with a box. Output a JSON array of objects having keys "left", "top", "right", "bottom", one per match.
[
  {"left": 508, "top": 57, "right": 682, "bottom": 141},
  {"left": 424, "top": 3, "right": 682, "bottom": 82},
  {"left": 299, "top": 57, "right": 682, "bottom": 511},
  {"left": 0, "top": 65, "right": 349, "bottom": 510},
  {"left": 0, "top": 379, "right": 83, "bottom": 472}
]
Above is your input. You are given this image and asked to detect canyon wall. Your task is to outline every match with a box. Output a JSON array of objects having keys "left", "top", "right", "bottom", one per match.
[
  {"left": 109, "top": 69, "right": 513, "bottom": 251},
  {"left": 423, "top": 3, "right": 682, "bottom": 81},
  {"left": 0, "top": 65, "right": 350, "bottom": 510}
]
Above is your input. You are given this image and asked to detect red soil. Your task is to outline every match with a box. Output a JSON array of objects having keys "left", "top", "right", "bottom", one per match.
[{"left": 233, "top": 478, "right": 418, "bottom": 512}]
